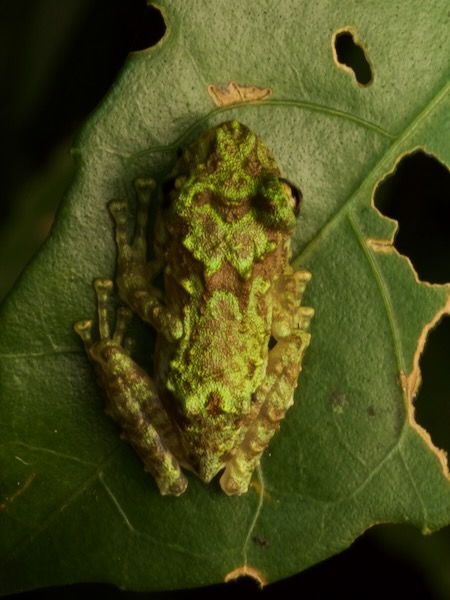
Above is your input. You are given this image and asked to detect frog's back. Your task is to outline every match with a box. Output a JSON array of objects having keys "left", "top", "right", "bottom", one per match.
[
  {"left": 165, "top": 271, "right": 272, "bottom": 414},
  {"left": 154, "top": 120, "right": 298, "bottom": 477}
]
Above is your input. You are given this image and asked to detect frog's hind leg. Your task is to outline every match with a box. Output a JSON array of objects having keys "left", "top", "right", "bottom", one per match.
[
  {"left": 220, "top": 271, "right": 314, "bottom": 496},
  {"left": 109, "top": 178, "right": 182, "bottom": 342},
  {"left": 75, "top": 279, "right": 188, "bottom": 496}
]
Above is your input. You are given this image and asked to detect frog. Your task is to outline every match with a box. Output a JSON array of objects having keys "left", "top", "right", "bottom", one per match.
[{"left": 74, "top": 120, "right": 313, "bottom": 496}]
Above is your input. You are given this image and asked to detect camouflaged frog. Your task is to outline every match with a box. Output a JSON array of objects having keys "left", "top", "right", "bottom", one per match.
[{"left": 74, "top": 120, "right": 313, "bottom": 496}]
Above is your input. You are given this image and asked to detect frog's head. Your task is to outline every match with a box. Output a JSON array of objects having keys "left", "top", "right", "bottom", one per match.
[{"left": 162, "top": 120, "right": 302, "bottom": 233}]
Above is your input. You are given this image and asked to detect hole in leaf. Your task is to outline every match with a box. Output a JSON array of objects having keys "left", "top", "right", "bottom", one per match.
[
  {"left": 333, "top": 29, "right": 373, "bottom": 86},
  {"left": 374, "top": 151, "right": 450, "bottom": 283},
  {"left": 415, "top": 316, "right": 450, "bottom": 457},
  {"left": 130, "top": 3, "right": 166, "bottom": 51},
  {"left": 226, "top": 576, "right": 263, "bottom": 592}
]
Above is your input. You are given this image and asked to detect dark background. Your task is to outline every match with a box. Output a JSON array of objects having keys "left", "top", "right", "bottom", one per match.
[{"left": 1, "top": 2, "right": 450, "bottom": 598}]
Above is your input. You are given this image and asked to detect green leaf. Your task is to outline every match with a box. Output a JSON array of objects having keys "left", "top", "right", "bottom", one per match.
[{"left": 1, "top": 0, "right": 450, "bottom": 594}]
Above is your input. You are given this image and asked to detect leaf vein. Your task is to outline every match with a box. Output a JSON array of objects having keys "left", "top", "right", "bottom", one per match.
[
  {"left": 347, "top": 213, "right": 405, "bottom": 372},
  {"left": 242, "top": 465, "right": 265, "bottom": 565}
]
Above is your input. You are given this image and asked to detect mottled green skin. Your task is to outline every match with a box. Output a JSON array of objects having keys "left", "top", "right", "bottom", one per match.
[{"left": 75, "top": 120, "right": 313, "bottom": 495}]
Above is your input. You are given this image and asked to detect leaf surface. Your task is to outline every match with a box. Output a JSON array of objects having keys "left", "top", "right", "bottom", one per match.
[{"left": 1, "top": 0, "right": 450, "bottom": 593}]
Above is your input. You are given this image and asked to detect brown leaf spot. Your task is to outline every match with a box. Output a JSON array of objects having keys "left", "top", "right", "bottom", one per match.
[
  {"left": 208, "top": 81, "right": 272, "bottom": 107},
  {"left": 252, "top": 535, "right": 269, "bottom": 548}
]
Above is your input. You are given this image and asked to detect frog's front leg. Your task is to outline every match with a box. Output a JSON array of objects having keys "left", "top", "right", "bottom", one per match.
[
  {"left": 220, "top": 270, "right": 314, "bottom": 496},
  {"left": 74, "top": 279, "right": 188, "bottom": 496},
  {"left": 108, "top": 178, "right": 183, "bottom": 342}
]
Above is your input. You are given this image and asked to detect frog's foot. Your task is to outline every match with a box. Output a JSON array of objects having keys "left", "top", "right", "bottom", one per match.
[
  {"left": 272, "top": 269, "right": 312, "bottom": 338},
  {"left": 108, "top": 178, "right": 159, "bottom": 288},
  {"left": 74, "top": 279, "right": 133, "bottom": 351},
  {"left": 108, "top": 179, "right": 183, "bottom": 343},
  {"left": 220, "top": 303, "right": 313, "bottom": 496},
  {"left": 74, "top": 279, "right": 188, "bottom": 496}
]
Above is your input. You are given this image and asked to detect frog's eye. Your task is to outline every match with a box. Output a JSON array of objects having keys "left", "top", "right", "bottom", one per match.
[{"left": 280, "top": 178, "right": 303, "bottom": 216}]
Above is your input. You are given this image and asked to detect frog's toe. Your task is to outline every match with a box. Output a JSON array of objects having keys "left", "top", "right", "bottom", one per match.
[
  {"left": 93, "top": 278, "right": 115, "bottom": 340},
  {"left": 134, "top": 177, "right": 156, "bottom": 202},
  {"left": 112, "top": 306, "right": 133, "bottom": 345},
  {"left": 74, "top": 319, "right": 94, "bottom": 347},
  {"left": 220, "top": 470, "right": 248, "bottom": 496},
  {"left": 298, "top": 305, "right": 314, "bottom": 330},
  {"left": 94, "top": 277, "right": 114, "bottom": 294},
  {"left": 108, "top": 199, "right": 128, "bottom": 221},
  {"left": 162, "top": 474, "right": 188, "bottom": 496}
]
